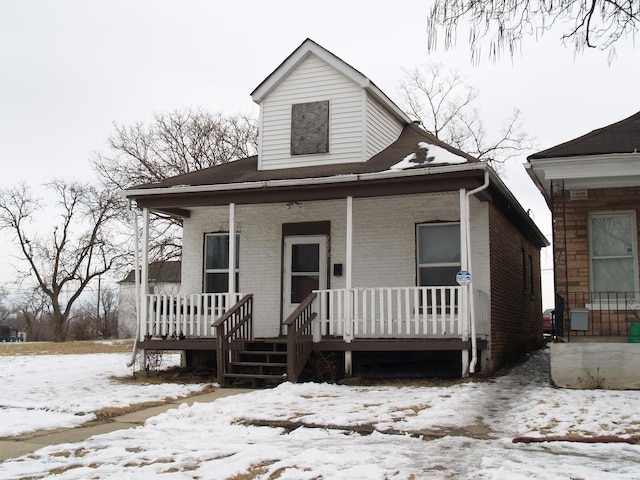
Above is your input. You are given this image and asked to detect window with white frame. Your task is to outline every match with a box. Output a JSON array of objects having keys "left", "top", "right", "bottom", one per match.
[
  {"left": 589, "top": 212, "right": 638, "bottom": 294},
  {"left": 203, "top": 233, "right": 239, "bottom": 293},
  {"left": 417, "top": 223, "right": 461, "bottom": 286}
]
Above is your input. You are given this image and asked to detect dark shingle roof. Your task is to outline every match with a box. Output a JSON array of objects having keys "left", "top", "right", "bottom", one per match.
[
  {"left": 120, "top": 261, "right": 181, "bottom": 283},
  {"left": 129, "top": 123, "right": 478, "bottom": 190},
  {"left": 529, "top": 110, "right": 640, "bottom": 160}
]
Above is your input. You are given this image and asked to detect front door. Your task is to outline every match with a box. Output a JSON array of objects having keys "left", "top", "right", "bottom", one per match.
[{"left": 283, "top": 235, "right": 327, "bottom": 322}]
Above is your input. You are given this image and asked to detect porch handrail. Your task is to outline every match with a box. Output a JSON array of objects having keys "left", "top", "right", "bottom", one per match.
[
  {"left": 140, "top": 292, "right": 244, "bottom": 341},
  {"left": 315, "top": 286, "right": 464, "bottom": 340},
  {"left": 284, "top": 292, "right": 317, "bottom": 383},
  {"left": 214, "top": 294, "right": 253, "bottom": 385}
]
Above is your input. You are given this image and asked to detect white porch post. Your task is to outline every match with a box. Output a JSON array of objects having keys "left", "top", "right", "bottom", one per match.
[
  {"left": 228, "top": 203, "right": 236, "bottom": 306},
  {"left": 459, "top": 190, "right": 470, "bottom": 377},
  {"left": 131, "top": 208, "right": 141, "bottom": 340},
  {"left": 127, "top": 205, "right": 142, "bottom": 369},
  {"left": 345, "top": 196, "right": 353, "bottom": 376},
  {"left": 139, "top": 208, "right": 150, "bottom": 370},
  {"left": 346, "top": 196, "right": 353, "bottom": 292},
  {"left": 140, "top": 207, "right": 150, "bottom": 321}
]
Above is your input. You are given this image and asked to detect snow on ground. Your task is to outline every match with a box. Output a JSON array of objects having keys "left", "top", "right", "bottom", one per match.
[
  {"left": 2, "top": 347, "right": 640, "bottom": 479},
  {"left": 0, "top": 352, "right": 208, "bottom": 437}
]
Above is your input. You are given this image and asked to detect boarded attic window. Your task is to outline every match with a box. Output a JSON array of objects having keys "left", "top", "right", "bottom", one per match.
[{"left": 291, "top": 100, "right": 329, "bottom": 155}]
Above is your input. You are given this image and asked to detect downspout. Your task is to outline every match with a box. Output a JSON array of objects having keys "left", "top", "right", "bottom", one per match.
[
  {"left": 466, "top": 169, "right": 490, "bottom": 374},
  {"left": 344, "top": 196, "right": 354, "bottom": 376},
  {"left": 127, "top": 203, "right": 141, "bottom": 368}
]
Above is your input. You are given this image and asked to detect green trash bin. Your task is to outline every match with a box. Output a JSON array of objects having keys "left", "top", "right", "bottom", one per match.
[{"left": 629, "top": 323, "right": 640, "bottom": 343}]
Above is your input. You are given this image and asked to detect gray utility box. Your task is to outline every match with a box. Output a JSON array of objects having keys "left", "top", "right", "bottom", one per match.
[{"left": 570, "top": 308, "right": 589, "bottom": 331}]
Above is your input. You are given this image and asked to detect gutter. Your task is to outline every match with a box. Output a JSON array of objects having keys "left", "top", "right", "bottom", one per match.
[{"left": 122, "top": 162, "right": 491, "bottom": 198}]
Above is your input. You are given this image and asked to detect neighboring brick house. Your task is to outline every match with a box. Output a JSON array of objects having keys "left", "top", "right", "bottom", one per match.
[
  {"left": 527, "top": 111, "right": 640, "bottom": 388},
  {"left": 124, "top": 39, "right": 547, "bottom": 385}
]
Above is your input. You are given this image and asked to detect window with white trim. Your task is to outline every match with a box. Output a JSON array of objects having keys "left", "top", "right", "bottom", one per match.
[
  {"left": 417, "top": 223, "right": 461, "bottom": 286},
  {"left": 589, "top": 212, "right": 638, "bottom": 293},
  {"left": 203, "top": 233, "right": 239, "bottom": 293}
]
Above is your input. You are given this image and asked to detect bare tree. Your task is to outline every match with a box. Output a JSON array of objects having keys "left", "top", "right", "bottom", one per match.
[
  {"left": 0, "top": 287, "right": 10, "bottom": 324},
  {"left": 14, "top": 287, "right": 51, "bottom": 341},
  {"left": 0, "top": 181, "right": 123, "bottom": 341},
  {"left": 427, "top": 0, "right": 638, "bottom": 62},
  {"left": 68, "top": 285, "right": 118, "bottom": 340},
  {"left": 93, "top": 108, "right": 258, "bottom": 189},
  {"left": 398, "top": 63, "right": 533, "bottom": 166},
  {"left": 92, "top": 108, "right": 258, "bottom": 262},
  {"left": 98, "top": 284, "right": 119, "bottom": 339}
]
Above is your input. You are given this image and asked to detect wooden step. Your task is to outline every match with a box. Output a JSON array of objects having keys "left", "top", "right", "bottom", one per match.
[
  {"left": 230, "top": 361, "right": 286, "bottom": 368},
  {"left": 223, "top": 373, "right": 288, "bottom": 381},
  {"left": 239, "top": 349, "right": 287, "bottom": 356}
]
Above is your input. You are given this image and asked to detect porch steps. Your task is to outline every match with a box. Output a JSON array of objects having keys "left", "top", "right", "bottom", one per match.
[{"left": 224, "top": 339, "right": 288, "bottom": 387}]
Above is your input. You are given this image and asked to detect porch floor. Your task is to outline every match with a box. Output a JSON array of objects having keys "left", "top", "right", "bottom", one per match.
[{"left": 137, "top": 336, "right": 487, "bottom": 353}]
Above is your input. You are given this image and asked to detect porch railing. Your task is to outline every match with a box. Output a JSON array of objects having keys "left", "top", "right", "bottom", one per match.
[
  {"left": 214, "top": 294, "right": 253, "bottom": 385},
  {"left": 284, "top": 292, "right": 317, "bottom": 383},
  {"left": 140, "top": 292, "right": 244, "bottom": 341},
  {"left": 314, "top": 286, "right": 466, "bottom": 341},
  {"left": 560, "top": 291, "right": 640, "bottom": 340}
]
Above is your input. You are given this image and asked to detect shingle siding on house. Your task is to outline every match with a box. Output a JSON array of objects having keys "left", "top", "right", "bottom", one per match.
[{"left": 489, "top": 202, "right": 544, "bottom": 370}]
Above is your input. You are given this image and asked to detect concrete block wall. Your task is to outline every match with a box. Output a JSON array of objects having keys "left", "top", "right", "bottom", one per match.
[{"left": 551, "top": 342, "right": 640, "bottom": 389}]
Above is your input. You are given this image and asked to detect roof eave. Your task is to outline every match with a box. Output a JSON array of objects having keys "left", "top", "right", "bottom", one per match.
[{"left": 123, "top": 162, "right": 490, "bottom": 199}]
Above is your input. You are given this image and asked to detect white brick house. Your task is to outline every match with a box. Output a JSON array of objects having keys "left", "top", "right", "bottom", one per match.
[{"left": 124, "top": 39, "right": 547, "bottom": 385}]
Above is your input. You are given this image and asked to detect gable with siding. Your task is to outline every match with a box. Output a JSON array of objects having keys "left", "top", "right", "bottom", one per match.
[{"left": 253, "top": 39, "right": 407, "bottom": 171}]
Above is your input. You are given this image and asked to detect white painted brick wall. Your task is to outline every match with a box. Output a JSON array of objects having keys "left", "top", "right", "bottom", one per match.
[{"left": 181, "top": 193, "right": 491, "bottom": 338}]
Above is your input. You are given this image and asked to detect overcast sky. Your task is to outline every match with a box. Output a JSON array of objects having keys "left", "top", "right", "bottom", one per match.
[{"left": 1, "top": 0, "right": 638, "bottom": 304}]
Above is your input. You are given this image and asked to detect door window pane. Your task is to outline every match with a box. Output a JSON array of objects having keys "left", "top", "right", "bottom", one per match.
[
  {"left": 290, "top": 275, "right": 320, "bottom": 303},
  {"left": 292, "top": 244, "right": 320, "bottom": 272}
]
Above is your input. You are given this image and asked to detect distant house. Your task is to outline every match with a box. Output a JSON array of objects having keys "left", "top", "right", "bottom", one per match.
[
  {"left": 123, "top": 39, "right": 547, "bottom": 385},
  {"left": 0, "top": 325, "right": 24, "bottom": 342},
  {"left": 527, "top": 111, "right": 640, "bottom": 389},
  {"left": 118, "top": 261, "right": 181, "bottom": 338}
]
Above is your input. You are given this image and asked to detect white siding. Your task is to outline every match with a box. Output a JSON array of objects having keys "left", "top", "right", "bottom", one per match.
[
  {"left": 366, "top": 96, "right": 404, "bottom": 158},
  {"left": 258, "top": 54, "right": 405, "bottom": 170},
  {"left": 180, "top": 193, "right": 491, "bottom": 339},
  {"left": 260, "top": 54, "right": 363, "bottom": 170}
]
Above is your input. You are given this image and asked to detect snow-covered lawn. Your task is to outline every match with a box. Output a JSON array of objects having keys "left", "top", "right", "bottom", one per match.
[{"left": 2, "top": 347, "right": 640, "bottom": 479}]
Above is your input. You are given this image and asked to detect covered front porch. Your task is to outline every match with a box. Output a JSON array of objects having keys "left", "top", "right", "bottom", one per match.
[
  {"left": 134, "top": 285, "right": 489, "bottom": 385},
  {"left": 128, "top": 169, "right": 493, "bottom": 385}
]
